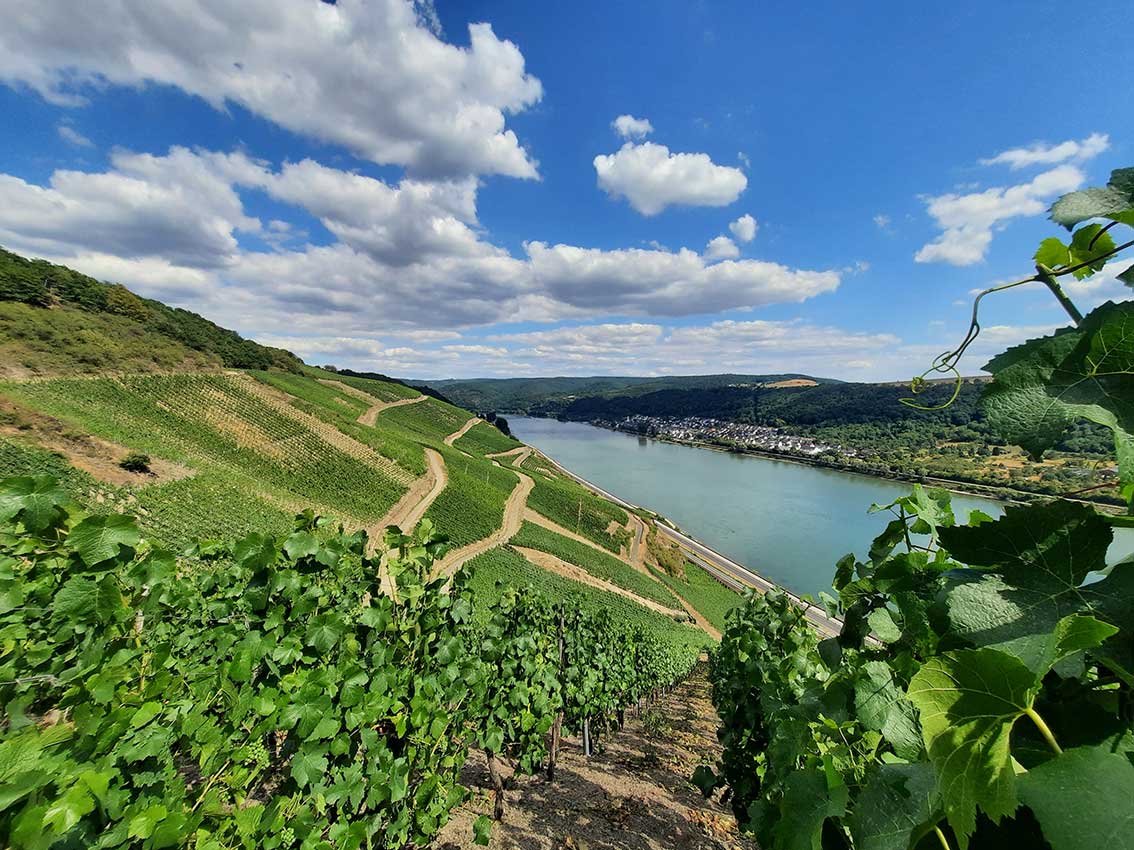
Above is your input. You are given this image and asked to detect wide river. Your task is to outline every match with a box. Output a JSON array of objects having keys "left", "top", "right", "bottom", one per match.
[{"left": 510, "top": 416, "right": 1134, "bottom": 600}]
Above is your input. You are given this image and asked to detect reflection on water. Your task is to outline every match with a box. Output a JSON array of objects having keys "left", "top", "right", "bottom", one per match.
[{"left": 510, "top": 416, "right": 1133, "bottom": 599}]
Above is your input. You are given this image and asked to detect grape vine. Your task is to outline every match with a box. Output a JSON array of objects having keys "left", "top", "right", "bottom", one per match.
[
  {"left": 697, "top": 168, "right": 1134, "bottom": 850},
  {"left": 0, "top": 476, "right": 697, "bottom": 848}
]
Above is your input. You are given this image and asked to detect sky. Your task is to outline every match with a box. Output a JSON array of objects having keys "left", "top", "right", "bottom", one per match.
[{"left": 1, "top": 0, "right": 1132, "bottom": 381}]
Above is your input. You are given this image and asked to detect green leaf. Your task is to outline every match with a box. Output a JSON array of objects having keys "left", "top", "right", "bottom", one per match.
[
  {"left": 473, "top": 814, "right": 492, "bottom": 846},
  {"left": 1050, "top": 167, "right": 1134, "bottom": 230},
  {"left": 773, "top": 767, "right": 848, "bottom": 850},
  {"left": 1117, "top": 263, "right": 1134, "bottom": 288},
  {"left": 290, "top": 746, "right": 328, "bottom": 788},
  {"left": 306, "top": 613, "right": 346, "bottom": 654},
  {"left": 69, "top": 514, "right": 141, "bottom": 567},
  {"left": 1034, "top": 237, "right": 1070, "bottom": 270},
  {"left": 981, "top": 301, "right": 1134, "bottom": 504},
  {"left": 127, "top": 803, "right": 167, "bottom": 839},
  {"left": 1067, "top": 223, "right": 1117, "bottom": 279},
  {"left": 283, "top": 531, "right": 320, "bottom": 561},
  {"left": 130, "top": 701, "right": 163, "bottom": 729},
  {"left": 42, "top": 784, "right": 94, "bottom": 834},
  {"left": 906, "top": 648, "right": 1038, "bottom": 845},
  {"left": 848, "top": 763, "right": 939, "bottom": 850},
  {"left": 52, "top": 574, "right": 123, "bottom": 624},
  {"left": 1018, "top": 746, "right": 1134, "bottom": 850},
  {"left": 0, "top": 476, "right": 70, "bottom": 534},
  {"left": 867, "top": 608, "right": 902, "bottom": 643},
  {"left": 854, "top": 661, "right": 922, "bottom": 761}
]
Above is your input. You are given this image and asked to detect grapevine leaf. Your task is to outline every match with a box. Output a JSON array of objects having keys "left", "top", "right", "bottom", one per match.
[
  {"left": 306, "top": 613, "right": 346, "bottom": 653},
  {"left": 1050, "top": 167, "right": 1134, "bottom": 229},
  {"left": 867, "top": 608, "right": 902, "bottom": 643},
  {"left": 0, "top": 476, "right": 71, "bottom": 534},
  {"left": 283, "top": 531, "right": 319, "bottom": 561},
  {"left": 906, "top": 648, "right": 1038, "bottom": 845},
  {"left": 473, "top": 814, "right": 492, "bottom": 846},
  {"left": 290, "top": 746, "right": 328, "bottom": 788},
  {"left": 1017, "top": 746, "right": 1134, "bottom": 850},
  {"left": 43, "top": 784, "right": 95, "bottom": 834},
  {"left": 1118, "top": 263, "right": 1134, "bottom": 288},
  {"left": 854, "top": 661, "right": 923, "bottom": 761},
  {"left": 69, "top": 514, "right": 141, "bottom": 567},
  {"left": 848, "top": 763, "right": 939, "bottom": 850},
  {"left": 52, "top": 574, "right": 123, "bottom": 624},
  {"left": 772, "top": 767, "right": 848, "bottom": 850},
  {"left": 1034, "top": 237, "right": 1070, "bottom": 270},
  {"left": 1067, "top": 223, "right": 1117, "bottom": 279},
  {"left": 980, "top": 301, "right": 1134, "bottom": 506}
]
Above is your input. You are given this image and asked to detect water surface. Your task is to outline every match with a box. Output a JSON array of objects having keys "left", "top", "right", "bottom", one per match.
[{"left": 510, "top": 416, "right": 1134, "bottom": 599}]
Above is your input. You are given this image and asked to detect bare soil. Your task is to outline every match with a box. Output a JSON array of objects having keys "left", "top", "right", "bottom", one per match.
[
  {"left": 437, "top": 662, "right": 751, "bottom": 850},
  {"left": 0, "top": 399, "right": 194, "bottom": 486}
]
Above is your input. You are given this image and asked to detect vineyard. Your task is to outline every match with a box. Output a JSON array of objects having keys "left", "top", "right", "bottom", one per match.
[
  {"left": 693, "top": 170, "right": 1134, "bottom": 850},
  {"left": 511, "top": 521, "right": 682, "bottom": 610},
  {"left": 0, "top": 478, "right": 701, "bottom": 849},
  {"left": 647, "top": 560, "right": 745, "bottom": 633},
  {"left": 453, "top": 420, "right": 521, "bottom": 457},
  {"left": 524, "top": 463, "right": 633, "bottom": 553}
]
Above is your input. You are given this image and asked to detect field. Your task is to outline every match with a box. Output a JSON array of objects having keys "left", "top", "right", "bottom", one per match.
[
  {"left": 465, "top": 545, "right": 706, "bottom": 655},
  {"left": 648, "top": 561, "right": 745, "bottom": 632},
  {"left": 524, "top": 463, "right": 632, "bottom": 553},
  {"left": 381, "top": 395, "right": 473, "bottom": 446},
  {"left": 453, "top": 419, "right": 521, "bottom": 456},
  {"left": 424, "top": 446, "right": 519, "bottom": 548},
  {"left": 511, "top": 521, "right": 680, "bottom": 609}
]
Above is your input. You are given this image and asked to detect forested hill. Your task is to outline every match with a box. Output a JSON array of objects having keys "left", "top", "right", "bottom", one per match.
[
  {"left": 0, "top": 246, "right": 304, "bottom": 376},
  {"left": 431, "top": 373, "right": 839, "bottom": 414},
  {"left": 538, "top": 379, "right": 987, "bottom": 428}
]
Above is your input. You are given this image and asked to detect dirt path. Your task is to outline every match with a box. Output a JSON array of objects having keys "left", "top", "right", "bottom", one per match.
[
  {"left": 437, "top": 661, "right": 751, "bottom": 850},
  {"left": 513, "top": 547, "right": 684, "bottom": 617},
  {"left": 444, "top": 416, "right": 483, "bottom": 447},
  {"left": 437, "top": 449, "right": 534, "bottom": 575},
  {"left": 629, "top": 514, "right": 647, "bottom": 569},
  {"left": 485, "top": 446, "right": 528, "bottom": 463},
  {"left": 373, "top": 448, "right": 447, "bottom": 534},
  {"left": 356, "top": 394, "right": 426, "bottom": 426}
]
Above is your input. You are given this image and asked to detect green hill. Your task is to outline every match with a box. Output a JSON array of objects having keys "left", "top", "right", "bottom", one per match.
[
  {"left": 0, "top": 247, "right": 723, "bottom": 645},
  {"left": 0, "top": 246, "right": 303, "bottom": 376}
]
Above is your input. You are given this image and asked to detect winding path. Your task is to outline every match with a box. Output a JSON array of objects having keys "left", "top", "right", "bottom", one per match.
[
  {"left": 436, "top": 448, "right": 534, "bottom": 575},
  {"left": 373, "top": 448, "right": 447, "bottom": 534},
  {"left": 443, "top": 415, "right": 482, "bottom": 447},
  {"left": 356, "top": 394, "right": 426, "bottom": 426}
]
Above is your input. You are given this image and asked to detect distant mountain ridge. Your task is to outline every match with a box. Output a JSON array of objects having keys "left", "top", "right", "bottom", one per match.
[{"left": 429, "top": 373, "right": 842, "bottom": 414}]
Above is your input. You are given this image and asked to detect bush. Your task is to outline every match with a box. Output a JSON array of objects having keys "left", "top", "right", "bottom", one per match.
[{"left": 119, "top": 451, "right": 152, "bottom": 473}]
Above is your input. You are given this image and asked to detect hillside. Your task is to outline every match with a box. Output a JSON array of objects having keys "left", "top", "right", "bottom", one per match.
[
  {"left": 0, "top": 246, "right": 303, "bottom": 377},
  {"left": 430, "top": 373, "right": 838, "bottom": 414}
]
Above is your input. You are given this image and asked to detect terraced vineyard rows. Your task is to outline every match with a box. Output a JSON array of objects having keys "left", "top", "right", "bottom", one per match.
[
  {"left": 453, "top": 419, "right": 521, "bottom": 456},
  {"left": 381, "top": 396, "right": 474, "bottom": 448},
  {"left": 511, "top": 521, "right": 681, "bottom": 609},
  {"left": 525, "top": 462, "right": 632, "bottom": 553},
  {"left": 423, "top": 446, "right": 519, "bottom": 548},
  {"left": 647, "top": 560, "right": 744, "bottom": 633},
  {"left": 0, "top": 373, "right": 410, "bottom": 520}
]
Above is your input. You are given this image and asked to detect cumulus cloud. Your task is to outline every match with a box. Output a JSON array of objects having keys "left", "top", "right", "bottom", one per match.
[
  {"left": 0, "top": 0, "right": 542, "bottom": 178},
  {"left": 593, "top": 142, "right": 747, "bottom": 215},
  {"left": 729, "top": 214, "right": 757, "bottom": 243},
  {"left": 704, "top": 235, "right": 740, "bottom": 260},
  {"left": 0, "top": 146, "right": 840, "bottom": 336},
  {"left": 611, "top": 114, "right": 654, "bottom": 139},
  {"left": 979, "top": 132, "right": 1109, "bottom": 170},
  {"left": 915, "top": 164, "right": 1085, "bottom": 266},
  {"left": 524, "top": 242, "right": 839, "bottom": 315}
]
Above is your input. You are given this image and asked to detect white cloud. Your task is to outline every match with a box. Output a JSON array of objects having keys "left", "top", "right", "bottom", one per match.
[
  {"left": 737, "top": 152, "right": 751, "bottom": 169},
  {"left": 593, "top": 142, "right": 747, "bottom": 216},
  {"left": 704, "top": 235, "right": 739, "bottom": 260},
  {"left": 0, "top": 146, "right": 841, "bottom": 342},
  {"left": 729, "top": 213, "right": 757, "bottom": 243},
  {"left": 915, "top": 165, "right": 1085, "bottom": 266},
  {"left": 524, "top": 242, "right": 839, "bottom": 315},
  {"left": 611, "top": 114, "right": 653, "bottom": 140},
  {"left": 980, "top": 132, "right": 1109, "bottom": 170},
  {"left": 57, "top": 124, "right": 92, "bottom": 147},
  {"left": 873, "top": 213, "right": 891, "bottom": 231},
  {"left": 0, "top": 0, "right": 542, "bottom": 178}
]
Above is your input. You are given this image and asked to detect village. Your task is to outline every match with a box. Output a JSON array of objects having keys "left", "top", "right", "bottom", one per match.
[{"left": 609, "top": 414, "right": 859, "bottom": 458}]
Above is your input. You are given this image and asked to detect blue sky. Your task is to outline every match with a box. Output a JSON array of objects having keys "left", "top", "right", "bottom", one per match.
[{"left": 1, "top": 0, "right": 1132, "bottom": 380}]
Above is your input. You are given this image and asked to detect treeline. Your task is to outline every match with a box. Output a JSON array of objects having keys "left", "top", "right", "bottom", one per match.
[
  {"left": 539, "top": 381, "right": 985, "bottom": 427},
  {"left": 0, "top": 247, "right": 304, "bottom": 372}
]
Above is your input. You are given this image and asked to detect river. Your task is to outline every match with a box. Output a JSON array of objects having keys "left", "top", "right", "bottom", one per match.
[{"left": 509, "top": 416, "right": 1134, "bottom": 600}]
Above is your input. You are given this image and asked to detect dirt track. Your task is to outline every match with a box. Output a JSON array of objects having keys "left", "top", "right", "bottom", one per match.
[
  {"left": 444, "top": 416, "right": 483, "bottom": 447},
  {"left": 437, "top": 662, "right": 751, "bottom": 850},
  {"left": 373, "top": 448, "right": 447, "bottom": 535},
  {"left": 356, "top": 394, "right": 426, "bottom": 426},
  {"left": 437, "top": 449, "right": 533, "bottom": 574}
]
